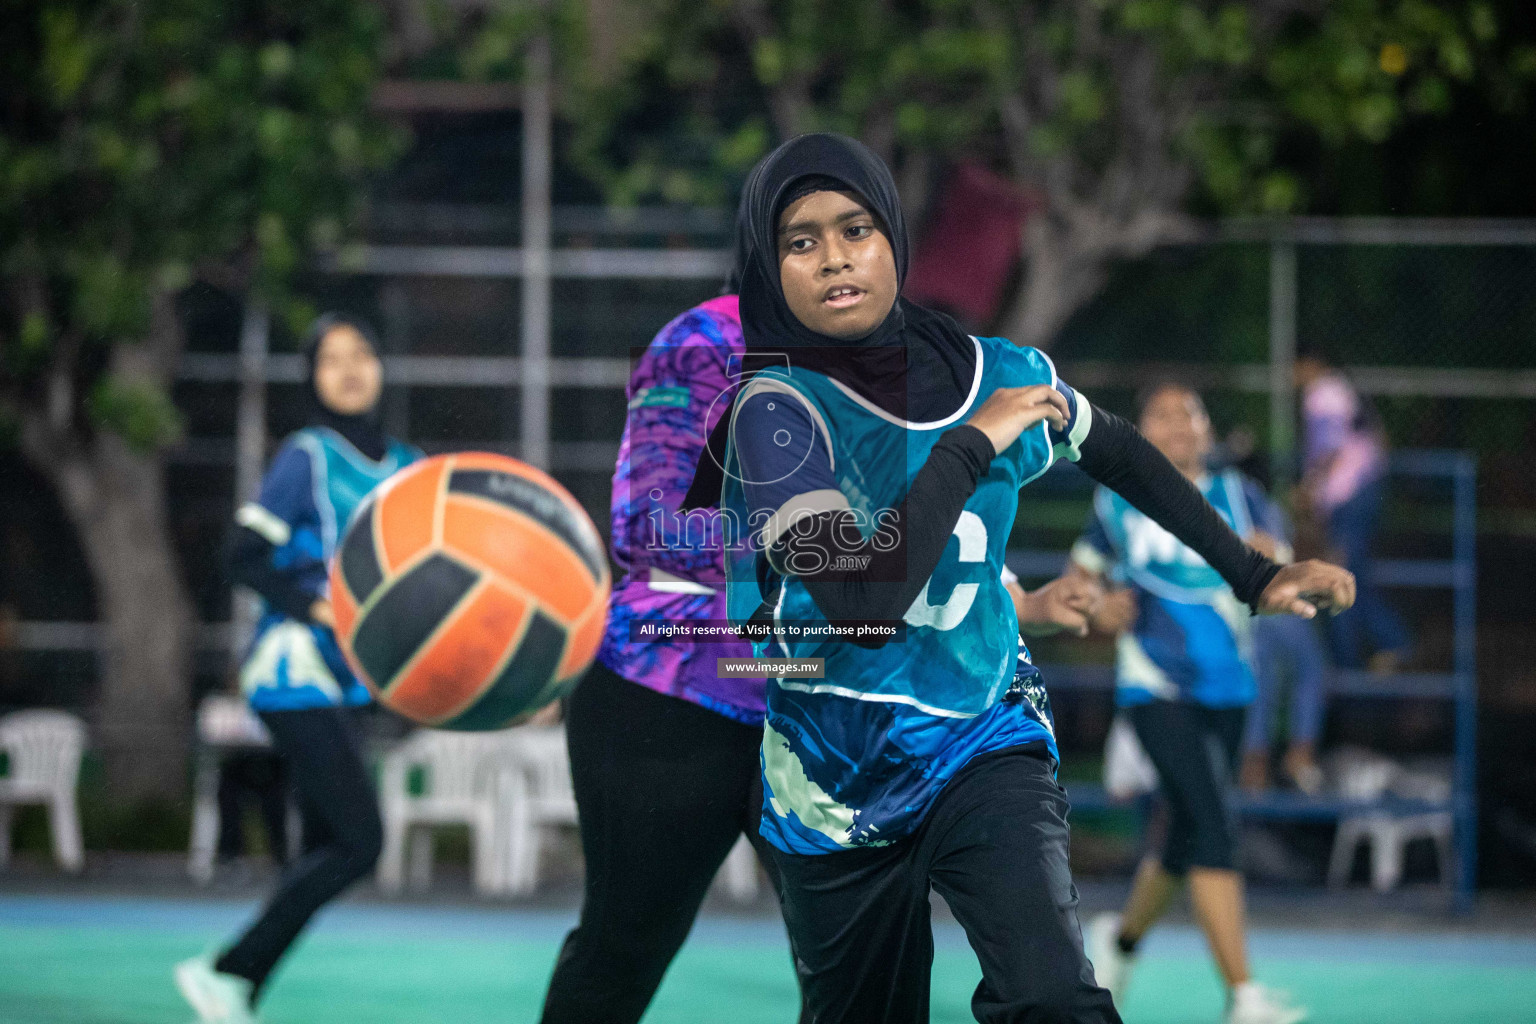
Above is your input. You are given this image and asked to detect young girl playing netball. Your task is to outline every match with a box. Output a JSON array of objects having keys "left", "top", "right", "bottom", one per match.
[
  {"left": 699, "top": 133, "right": 1353, "bottom": 1024},
  {"left": 543, "top": 250, "right": 1102, "bottom": 1022},
  {"left": 176, "top": 314, "right": 420, "bottom": 1024}
]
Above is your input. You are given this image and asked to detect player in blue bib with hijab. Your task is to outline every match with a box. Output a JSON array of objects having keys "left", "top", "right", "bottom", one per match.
[
  {"left": 689, "top": 133, "right": 1355, "bottom": 1024},
  {"left": 176, "top": 314, "right": 420, "bottom": 1024}
]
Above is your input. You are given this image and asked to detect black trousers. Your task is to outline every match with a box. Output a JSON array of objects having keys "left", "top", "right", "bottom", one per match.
[
  {"left": 771, "top": 744, "right": 1121, "bottom": 1024},
  {"left": 541, "top": 662, "right": 803, "bottom": 1024},
  {"left": 217, "top": 751, "right": 290, "bottom": 864},
  {"left": 1127, "top": 701, "right": 1245, "bottom": 875},
  {"left": 217, "top": 706, "right": 382, "bottom": 998}
]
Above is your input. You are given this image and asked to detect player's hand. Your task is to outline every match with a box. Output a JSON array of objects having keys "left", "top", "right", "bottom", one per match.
[
  {"left": 966, "top": 385, "right": 1069, "bottom": 455},
  {"left": 309, "top": 599, "right": 336, "bottom": 629},
  {"left": 1019, "top": 575, "right": 1103, "bottom": 638},
  {"left": 1092, "top": 587, "right": 1138, "bottom": 635},
  {"left": 1256, "top": 559, "right": 1355, "bottom": 618}
]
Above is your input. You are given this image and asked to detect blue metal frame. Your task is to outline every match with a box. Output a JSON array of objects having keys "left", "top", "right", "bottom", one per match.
[
  {"left": 1384, "top": 450, "right": 1478, "bottom": 910},
  {"left": 1019, "top": 449, "right": 1479, "bottom": 909}
]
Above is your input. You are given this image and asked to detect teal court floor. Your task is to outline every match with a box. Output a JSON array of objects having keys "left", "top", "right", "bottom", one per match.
[{"left": 2, "top": 893, "right": 1535, "bottom": 1023}]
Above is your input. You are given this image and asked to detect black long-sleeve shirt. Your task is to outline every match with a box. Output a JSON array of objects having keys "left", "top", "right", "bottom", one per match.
[{"left": 762, "top": 405, "right": 1279, "bottom": 645}]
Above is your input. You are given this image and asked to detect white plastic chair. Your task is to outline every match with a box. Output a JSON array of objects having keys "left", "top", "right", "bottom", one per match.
[
  {"left": 1327, "top": 811, "right": 1454, "bottom": 891},
  {"left": 0, "top": 710, "right": 86, "bottom": 873},
  {"left": 377, "top": 731, "right": 504, "bottom": 894},
  {"left": 1327, "top": 753, "right": 1454, "bottom": 891},
  {"left": 491, "top": 726, "right": 579, "bottom": 896},
  {"left": 187, "top": 695, "right": 295, "bottom": 884},
  {"left": 488, "top": 726, "right": 760, "bottom": 900}
]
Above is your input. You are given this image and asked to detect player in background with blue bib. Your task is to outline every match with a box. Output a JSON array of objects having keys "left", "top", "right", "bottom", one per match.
[
  {"left": 1073, "top": 382, "right": 1307, "bottom": 1024},
  {"left": 689, "top": 134, "right": 1355, "bottom": 1024},
  {"left": 176, "top": 315, "right": 420, "bottom": 1024}
]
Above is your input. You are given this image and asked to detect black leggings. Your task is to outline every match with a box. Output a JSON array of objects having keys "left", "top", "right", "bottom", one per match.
[
  {"left": 772, "top": 745, "right": 1120, "bottom": 1024},
  {"left": 1127, "top": 701, "right": 1245, "bottom": 875},
  {"left": 217, "top": 706, "right": 382, "bottom": 998},
  {"left": 540, "top": 662, "right": 801, "bottom": 1024}
]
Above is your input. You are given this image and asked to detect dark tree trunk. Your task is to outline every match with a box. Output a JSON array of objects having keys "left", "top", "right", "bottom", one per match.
[
  {"left": 999, "top": 207, "right": 1197, "bottom": 351},
  {"left": 19, "top": 291, "right": 194, "bottom": 803},
  {"left": 1002, "top": 216, "right": 1110, "bottom": 351},
  {"left": 47, "top": 435, "right": 195, "bottom": 802}
]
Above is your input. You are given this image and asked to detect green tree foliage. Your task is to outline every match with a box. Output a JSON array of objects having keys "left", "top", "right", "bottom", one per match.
[
  {"left": 559, "top": 0, "right": 1533, "bottom": 343},
  {"left": 1, "top": 0, "right": 396, "bottom": 400},
  {"left": 0, "top": 0, "right": 396, "bottom": 800}
]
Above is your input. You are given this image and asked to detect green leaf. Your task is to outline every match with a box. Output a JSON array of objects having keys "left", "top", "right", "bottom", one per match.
[
  {"left": 753, "top": 37, "right": 787, "bottom": 86},
  {"left": 1510, "top": 45, "right": 1536, "bottom": 80},
  {"left": 718, "top": 119, "right": 770, "bottom": 171},
  {"left": 1029, "top": 124, "right": 1068, "bottom": 158},
  {"left": 257, "top": 107, "right": 296, "bottom": 157},
  {"left": 256, "top": 212, "right": 298, "bottom": 277},
  {"left": 1438, "top": 36, "right": 1474, "bottom": 81},
  {"left": 1058, "top": 70, "right": 1105, "bottom": 124},
  {"left": 86, "top": 377, "right": 184, "bottom": 453},
  {"left": 1408, "top": 75, "right": 1452, "bottom": 115},
  {"left": 1121, "top": 0, "right": 1172, "bottom": 33},
  {"left": 1213, "top": 5, "right": 1252, "bottom": 66},
  {"left": 1259, "top": 171, "right": 1300, "bottom": 214},
  {"left": 897, "top": 102, "right": 928, "bottom": 136},
  {"left": 1336, "top": 47, "right": 1375, "bottom": 90},
  {"left": 259, "top": 42, "right": 295, "bottom": 82},
  {"left": 329, "top": 122, "right": 363, "bottom": 168},
  {"left": 1468, "top": 4, "right": 1497, "bottom": 44},
  {"left": 13, "top": 313, "right": 54, "bottom": 372},
  {"left": 39, "top": 7, "right": 99, "bottom": 104},
  {"left": 282, "top": 298, "right": 320, "bottom": 340},
  {"left": 1350, "top": 92, "right": 1399, "bottom": 142},
  {"left": 155, "top": 263, "right": 192, "bottom": 293},
  {"left": 73, "top": 257, "right": 151, "bottom": 339}
]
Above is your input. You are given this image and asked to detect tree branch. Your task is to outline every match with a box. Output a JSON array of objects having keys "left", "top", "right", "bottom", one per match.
[{"left": 729, "top": 0, "right": 812, "bottom": 138}]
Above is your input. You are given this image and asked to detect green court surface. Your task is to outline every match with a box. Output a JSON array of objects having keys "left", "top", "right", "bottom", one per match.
[{"left": 1, "top": 895, "right": 1533, "bottom": 1023}]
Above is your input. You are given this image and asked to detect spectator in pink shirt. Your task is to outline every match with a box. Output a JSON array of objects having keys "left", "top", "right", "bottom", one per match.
[{"left": 1296, "top": 349, "right": 1409, "bottom": 671}]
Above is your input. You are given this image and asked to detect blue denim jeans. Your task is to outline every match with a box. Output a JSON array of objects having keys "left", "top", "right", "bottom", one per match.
[
  {"left": 1244, "top": 614, "right": 1329, "bottom": 751},
  {"left": 1325, "top": 478, "right": 1410, "bottom": 668}
]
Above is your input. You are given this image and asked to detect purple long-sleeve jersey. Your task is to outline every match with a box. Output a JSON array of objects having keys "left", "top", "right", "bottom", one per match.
[{"left": 594, "top": 295, "right": 766, "bottom": 724}]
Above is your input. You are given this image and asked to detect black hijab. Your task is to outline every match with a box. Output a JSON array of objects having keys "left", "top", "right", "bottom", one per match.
[
  {"left": 683, "top": 133, "right": 978, "bottom": 508},
  {"left": 303, "top": 312, "right": 388, "bottom": 462}
]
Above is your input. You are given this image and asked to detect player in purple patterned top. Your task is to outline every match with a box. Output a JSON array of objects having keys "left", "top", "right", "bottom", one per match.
[
  {"left": 595, "top": 292, "right": 767, "bottom": 722},
  {"left": 539, "top": 294, "right": 808, "bottom": 1024}
]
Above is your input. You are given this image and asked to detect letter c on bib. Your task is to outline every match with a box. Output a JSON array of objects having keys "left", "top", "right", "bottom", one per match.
[{"left": 903, "top": 510, "right": 986, "bottom": 631}]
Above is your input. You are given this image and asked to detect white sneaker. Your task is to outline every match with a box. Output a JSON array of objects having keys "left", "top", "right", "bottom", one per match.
[
  {"left": 1085, "top": 912, "right": 1135, "bottom": 1008},
  {"left": 174, "top": 954, "right": 259, "bottom": 1024},
  {"left": 1225, "top": 980, "right": 1307, "bottom": 1024}
]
